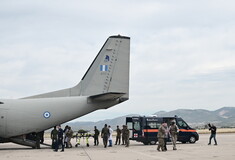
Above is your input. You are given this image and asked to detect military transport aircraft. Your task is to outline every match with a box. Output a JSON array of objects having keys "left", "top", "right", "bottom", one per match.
[{"left": 0, "top": 35, "right": 130, "bottom": 148}]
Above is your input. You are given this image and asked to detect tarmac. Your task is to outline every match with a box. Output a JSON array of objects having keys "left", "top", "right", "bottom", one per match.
[{"left": 1, "top": 133, "right": 235, "bottom": 160}]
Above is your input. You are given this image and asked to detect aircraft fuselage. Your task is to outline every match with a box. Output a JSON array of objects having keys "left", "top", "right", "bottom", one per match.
[{"left": 0, "top": 96, "right": 119, "bottom": 138}]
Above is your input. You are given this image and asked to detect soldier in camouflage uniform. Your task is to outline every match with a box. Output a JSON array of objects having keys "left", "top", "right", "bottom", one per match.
[
  {"left": 169, "top": 121, "right": 179, "bottom": 150},
  {"left": 121, "top": 126, "right": 125, "bottom": 145},
  {"left": 123, "top": 125, "right": 130, "bottom": 147},
  {"left": 67, "top": 126, "right": 73, "bottom": 148},
  {"left": 101, "top": 124, "right": 110, "bottom": 148},
  {"left": 115, "top": 125, "right": 122, "bottom": 145},
  {"left": 157, "top": 122, "right": 166, "bottom": 152}
]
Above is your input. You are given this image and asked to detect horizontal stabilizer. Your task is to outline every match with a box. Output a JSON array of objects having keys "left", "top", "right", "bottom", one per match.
[{"left": 88, "top": 92, "right": 125, "bottom": 102}]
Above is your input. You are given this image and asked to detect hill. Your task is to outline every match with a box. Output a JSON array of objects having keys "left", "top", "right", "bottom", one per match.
[
  {"left": 67, "top": 107, "right": 235, "bottom": 131},
  {"left": 154, "top": 107, "right": 235, "bottom": 127}
]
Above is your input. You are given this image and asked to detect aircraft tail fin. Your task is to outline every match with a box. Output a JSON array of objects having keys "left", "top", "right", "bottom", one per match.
[
  {"left": 79, "top": 35, "right": 130, "bottom": 100},
  {"left": 23, "top": 35, "right": 130, "bottom": 100}
]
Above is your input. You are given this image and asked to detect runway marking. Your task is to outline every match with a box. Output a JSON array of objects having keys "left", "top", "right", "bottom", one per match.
[{"left": 81, "top": 146, "right": 92, "bottom": 160}]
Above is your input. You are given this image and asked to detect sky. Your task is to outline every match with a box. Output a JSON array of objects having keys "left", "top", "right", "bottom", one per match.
[{"left": 1, "top": 0, "right": 235, "bottom": 121}]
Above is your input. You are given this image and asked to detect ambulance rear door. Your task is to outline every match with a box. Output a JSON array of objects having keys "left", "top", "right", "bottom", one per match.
[{"left": 126, "top": 117, "right": 141, "bottom": 140}]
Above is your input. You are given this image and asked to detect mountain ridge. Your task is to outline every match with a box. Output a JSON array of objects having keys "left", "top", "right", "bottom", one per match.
[{"left": 67, "top": 107, "right": 235, "bottom": 131}]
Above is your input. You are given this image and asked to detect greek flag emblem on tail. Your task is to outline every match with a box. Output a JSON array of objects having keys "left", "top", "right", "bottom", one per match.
[{"left": 100, "top": 65, "right": 108, "bottom": 71}]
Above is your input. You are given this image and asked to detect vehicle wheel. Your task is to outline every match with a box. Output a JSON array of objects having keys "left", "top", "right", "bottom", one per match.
[
  {"left": 150, "top": 141, "right": 156, "bottom": 145},
  {"left": 189, "top": 136, "right": 196, "bottom": 143}
]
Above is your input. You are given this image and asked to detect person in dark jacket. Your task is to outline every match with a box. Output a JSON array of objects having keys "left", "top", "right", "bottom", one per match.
[
  {"left": 101, "top": 124, "right": 110, "bottom": 148},
  {"left": 51, "top": 126, "right": 58, "bottom": 149},
  {"left": 94, "top": 126, "right": 100, "bottom": 146},
  {"left": 115, "top": 125, "right": 122, "bottom": 145},
  {"left": 208, "top": 123, "right": 217, "bottom": 145},
  {"left": 54, "top": 125, "right": 65, "bottom": 152}
]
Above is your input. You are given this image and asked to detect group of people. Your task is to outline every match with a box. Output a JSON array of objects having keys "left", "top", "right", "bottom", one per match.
[
  {"left": 157, "top": 121, "right": 179, "bottom": 152},
  {"left": 50, "top": 122, "right": 218, "bottom": 152},
  {"left": 97, "top": 124, "right": 130, "bottom": 148},
  {"left": 157, "top": 121, "right": 218, "bottom": 152},
  {"left": 50, "top": 125, "right": 74, "bottom": 152},
  {"left": 50, "top": 124, "right": 130, "bottom": 151}
]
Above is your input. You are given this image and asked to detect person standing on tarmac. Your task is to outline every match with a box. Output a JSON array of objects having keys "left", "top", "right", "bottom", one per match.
[
  {"left": 101, "top": 124, "right": 110, "bottom": 148},
  {"left": 67, "top": 126, "right": 73, "bottom": 148},
  {"left": 108, "top": 125, "right": 113, "bottom": 147},
  {"left": 157, "top": 122, "right": 166, "bottom": 152},
  {"left": 169, "top": 121, "right": 179, "bottom": 150},
  {"left": 115, "top": 125, "right": 122, "bottom": 145},
  {"left": 94, "top": 126, "right": 100, "bottom": 146},
  {"left": 163, "top": 123, "right": 169, "bottom": 151},
  {"left": 208, "top": 123, "right": 218, "bottom": 145},
  {"left": 123, "top": 125, "right": 130, "bottom": 147},
  {"left": 51, "top": 126, "right": 58, "bottom": 149},
  {"left": 121, "top": 125, "right": 125, "bottom": 145},
  {"left": 63, "top": 125, "right": 69, "bottom": 148},
  {"left": 54, "top": 125, "right": 65, "bottom": 152}
]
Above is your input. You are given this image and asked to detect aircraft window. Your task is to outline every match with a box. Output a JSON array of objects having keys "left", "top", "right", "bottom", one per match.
[
  {"left": 177, "top": 120, "right": 188, "bottom": 129},
  {"left": 0, "top": 102, "right": 4, "bottom": 104},
  {"left": 133, "top": 121, "right": 141, "bottom": 131}
]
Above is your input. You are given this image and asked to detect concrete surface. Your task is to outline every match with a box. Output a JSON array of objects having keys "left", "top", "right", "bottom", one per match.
[{"left": 1, "top": 133, "right": 234, "bottom": 160}]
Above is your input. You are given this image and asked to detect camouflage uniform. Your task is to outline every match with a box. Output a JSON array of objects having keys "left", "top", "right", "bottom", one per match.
[
  {"left": 123, "top": 125, "right": 130, "bottom": 147},
  {"left": 67, "top": 127, "right": 73, "bottom": 148},
  {"left": 101, "top": 124, "right": 110, "bottom": 148},
  {"left": 157, "top": 124, "right": 166, "bottom": 151},
  {"left": 169, "top": 122, "right": 179, "bottom": 150},
  {"left": 121, "top": 127, "right": 125, "bottom": 145},
  {"left": 115, "top": 126, "right": 122, "bottom": 145}
]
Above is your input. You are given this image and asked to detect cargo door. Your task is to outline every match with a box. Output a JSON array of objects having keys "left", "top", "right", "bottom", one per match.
[{"left": 0, "top": 109, "right": 7, "bottom": 137}]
